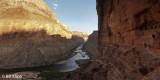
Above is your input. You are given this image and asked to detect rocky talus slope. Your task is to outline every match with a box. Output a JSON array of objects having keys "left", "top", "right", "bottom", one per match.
[
  {"left": 84, "top": 31, "right": 98, "bottom": 59},
  {"left": 64, "top": 0, "right": 160, "bottom": 80},
  {"left": 0, "top": 0, "right": 87, "bottom": 69}
]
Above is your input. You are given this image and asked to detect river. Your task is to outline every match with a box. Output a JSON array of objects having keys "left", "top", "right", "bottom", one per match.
[
  {"left": 55, "top": 44, "right": 89, "bottom": 72},
  {"left": 0, "top": 44, "right": 90, "bottom": 79}
]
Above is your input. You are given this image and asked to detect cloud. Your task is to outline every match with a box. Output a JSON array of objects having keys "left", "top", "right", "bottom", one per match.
[{"left": 53, "top": 3, "right": 58, "bottom": 10}]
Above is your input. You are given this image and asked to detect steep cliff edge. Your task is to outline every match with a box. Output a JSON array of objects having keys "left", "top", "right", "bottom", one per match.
[
  {"left": 96, "top": 0, "right": 160, "bottom": 79},
  {"left": 97, "top": 0, "right": 160, "bottom": 54},
  {"left": 64, "top": 0, "right": 160, "bottom": 80},
  {"left": 0, "top": 0, "right": 85, "bottom": 69},
  {"left": 84, "top": 31, "right": 98, "bottom": 59}
]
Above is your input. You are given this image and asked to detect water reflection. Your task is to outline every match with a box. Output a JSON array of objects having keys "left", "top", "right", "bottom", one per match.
[{"left": 56, "top": 52, "right": 89, "bottom": 72}]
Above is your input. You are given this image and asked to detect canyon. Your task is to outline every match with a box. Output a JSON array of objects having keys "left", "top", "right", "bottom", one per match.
[
  {"left": 0, "top": 0, "right": 88, "bottom": 69},
  {"left": 64, "top": 0, "right": 160, "bottom": 80},
  {"left": 2, "top": 0, "right": 160, "bottom": 80}
]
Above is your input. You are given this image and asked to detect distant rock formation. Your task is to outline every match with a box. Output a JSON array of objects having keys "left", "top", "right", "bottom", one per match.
[
  {"left": 0, "top": 0, "right": 86, "bottom": 69},
  {"left": 84, "top": 31, "right": 98, "bottom": 59},
  {"left": 72, "top": 31, "right": 89, "bottom": 41}
]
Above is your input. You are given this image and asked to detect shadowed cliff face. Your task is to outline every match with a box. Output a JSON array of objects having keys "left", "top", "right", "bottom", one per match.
[
  {"left": 0, "top": 30, "right": 85, "bottom": 69},
  {"left": 63, "top": 0, "right": 160, "bottom": 80},
  {"left": 84, "top": 31, "right": 98, "bottom": 59},
  {"left": 96, "top": 0, "right": 160, "bottom": 80},
  {"left": 97, "top": 0, "right": 160, "bottom": 55}
]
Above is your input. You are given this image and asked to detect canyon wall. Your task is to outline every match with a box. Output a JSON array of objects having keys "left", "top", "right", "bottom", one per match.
[
  {"left": 0, "top": 31, "right": 84, "bottom": 69},
  {"left": 0, "top": 0, "right": 72, "bottom": 38},
  {"left": 97, "top": 0, "right": 160, "bottom": 55},
  {"left": 0, "top": 0, "right": 86, "bottom": 69},
  {"left": 96, "top": 0, "right": 160, "bottom": 80},
  {"left": 84, "top": 31, "right": 98, "bottom": 59}
]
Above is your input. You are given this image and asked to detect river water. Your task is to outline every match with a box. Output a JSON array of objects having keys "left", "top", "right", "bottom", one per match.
[
  {"left": 56, "top": 45, "right": 89, "bottom": 72},
  {"left": 0, "top": 44, "right": 90, "bottom": 78}
]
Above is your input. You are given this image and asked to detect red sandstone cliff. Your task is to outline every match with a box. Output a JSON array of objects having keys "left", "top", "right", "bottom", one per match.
[
  {"left": 64, "top": 0, "right": 160, "bottom": 80},
  {"left": 96, "top": 0, "right": 160, "bottom": 79}
]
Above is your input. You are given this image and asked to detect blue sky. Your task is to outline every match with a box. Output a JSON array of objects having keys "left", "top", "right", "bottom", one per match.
[{"left": 43, "top": 0, "right": 98, "bottom": 33}]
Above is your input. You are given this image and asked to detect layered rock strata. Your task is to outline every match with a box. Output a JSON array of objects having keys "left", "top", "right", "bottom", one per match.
[
  {"left": 72, "top": 31, "right": 89, "bottom": 41},
  {"left": 0, "top": 0, "right": 72, "bottom": 38}
]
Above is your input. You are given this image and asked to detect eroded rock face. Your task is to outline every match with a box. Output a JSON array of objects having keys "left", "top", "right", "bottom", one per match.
[
  {"left": 96, "top": 0, "right": 160, "bottom": 79},
  {"left": 84, "top": 31, "right": 98, "bottom": 59},
  {"left": 97, "top": 0, "right": 160, "bottom": 54}
]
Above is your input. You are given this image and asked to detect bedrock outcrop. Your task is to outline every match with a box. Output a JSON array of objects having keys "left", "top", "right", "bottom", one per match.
[
  {"left": 84, "top": 31, "right": 98, "bottom": 59},
  {"left": 0, "top": 0, "right": 86, "bottom": 69},
  {"left": 63, "top": 0, "right": 160, "bottom": 80}
]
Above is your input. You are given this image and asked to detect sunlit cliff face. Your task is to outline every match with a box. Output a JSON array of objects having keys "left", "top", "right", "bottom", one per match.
[
  {"left": 0, "top": 0, "right": 72, "bottom": 39},
  {"left": 72, "top": 31, "right": 89, "bottom": 41}
]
